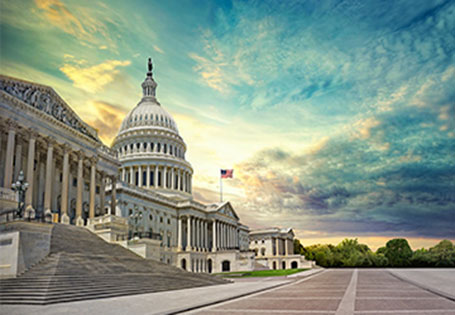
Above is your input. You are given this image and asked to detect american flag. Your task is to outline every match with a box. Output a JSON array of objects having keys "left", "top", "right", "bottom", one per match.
[{"left": 221, "top": 169, "right": 233, "bottom": 178}]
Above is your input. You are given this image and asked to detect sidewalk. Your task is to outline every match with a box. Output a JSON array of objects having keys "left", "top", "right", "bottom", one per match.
[
  {"left": 0, "top": 278, "right": 291, "bottom": 315},
  {"left": 388, "top": 268, "right": 455, "bottom": 300}
]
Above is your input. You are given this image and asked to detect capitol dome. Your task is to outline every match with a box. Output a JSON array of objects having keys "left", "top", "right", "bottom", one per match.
[{"left": 112, "top": 58, "right": 193, "bottom": 198}]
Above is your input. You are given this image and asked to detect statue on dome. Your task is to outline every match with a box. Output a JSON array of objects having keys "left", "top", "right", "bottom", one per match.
[{"left": 148, "top": 58, "right": 153, "bottom": 72}]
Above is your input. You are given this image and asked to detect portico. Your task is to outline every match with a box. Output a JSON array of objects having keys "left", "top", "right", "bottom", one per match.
[{"left": 0, "top": 75, "right": 119, "bottom": 223}]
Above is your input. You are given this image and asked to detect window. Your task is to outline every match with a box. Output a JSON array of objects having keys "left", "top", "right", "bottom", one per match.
[
  {"left": 262, "top": 240, "right": 265, "bottom": 244},
  {"left": 134, "top": 116, "right": 137, "bottom": 121},
  {"left": 72, "top": 178, "right": 77, "bottom": 187},
  {"left": 139, "top": 115, "right": 142, "bottom": 120},
  {"left": 157, "top": 143, "right": 161, "bottom": 152},
  {"left": 142, "top": 172, "right": 147, "bottom": 186},
  {"left": 160, "top": 217, "right": 163, "bottom": 223},
  {"left": 129, "top": 209, "right": 133, "bottom": 216},
  {"left": 255, "top": 240, "right": 258, "bottom": 244},
  {"left": 135, "top": 171, "right": 139, "bottom": 186},
  {"left": 124, "top": 145, "right": 127, "bottom": 152},
  {"left": 130, "top": 144, "right": 134, "bottom": 150},
  {"left": 261, "top": 248, "right": 266, "bottom": 256},
  {"left": 96, "top": 186, "right": 100, "bottom": 194},
  {"left": 151, "top": 143, "right": 154, "bottom": 151},
  {"left": 145, "top": 114, "right": 148, "bottom": 120},
  {"left": 170, "top": 146, "right": 173, "bottom": 155},
  {"left": 167, "top": 218, "right": 171, "bottom": 225},
  {"left": 143, "top": 142, "right": 147, "bottom": 149},
  {"left": 149, "top": 214, "right": 153, "bottom": 221},
  {"left": 164, "top": 144, "right": 167, "bottom": 153},
  {"left": 136, "top": 143, "right": 140, "bottom": 149}
]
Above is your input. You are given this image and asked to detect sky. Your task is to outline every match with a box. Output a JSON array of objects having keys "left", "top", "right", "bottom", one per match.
[{"left": 1, "top": 0, "right": 454, "bottom": 250}]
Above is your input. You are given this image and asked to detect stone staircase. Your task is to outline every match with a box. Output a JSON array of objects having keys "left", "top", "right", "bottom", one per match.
[{"left": 0, "top": 223, "right": 227, "bottom": 305}]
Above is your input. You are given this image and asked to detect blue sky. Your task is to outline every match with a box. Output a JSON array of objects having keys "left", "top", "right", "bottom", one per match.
[{"left": 1, "top": 0, "right": 454, "bottom": 248}]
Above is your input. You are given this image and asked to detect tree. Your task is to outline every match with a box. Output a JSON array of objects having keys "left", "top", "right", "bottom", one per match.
[
  {"left": 384, "top": 239, "right": 412, "bottom": 267},
  {"left": 294, "top": 239, "right": 304, "bottom": 255}
]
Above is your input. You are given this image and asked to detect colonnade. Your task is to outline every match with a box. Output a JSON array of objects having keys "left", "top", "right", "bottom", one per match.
[
  {"left": 1, "top": 120, "right": 117, "bottom": 223},
  {"left": 120, "top": 165, "right": 191, "bottom": 193},
  {"left": 274, "top": 237, "right": 291, "bottom": 256},
  {"left": 177, "top": 215, "right": 238, "bottom": 252}
]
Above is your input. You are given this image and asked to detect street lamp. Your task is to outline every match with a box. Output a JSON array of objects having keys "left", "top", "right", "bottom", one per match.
[
  {"left": 11, "top": 170, "right": 28, "bottom": 219},
  {"left": 129, "top": 207, "right": 143, "bottom": 240}
]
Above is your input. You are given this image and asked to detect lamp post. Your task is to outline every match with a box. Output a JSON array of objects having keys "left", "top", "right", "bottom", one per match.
[
  {"left": 11, "top": 170, "right": 28, "bottom": 219},
  {"left": 129, "top": 207, "right": 143, "bottom": 240}
]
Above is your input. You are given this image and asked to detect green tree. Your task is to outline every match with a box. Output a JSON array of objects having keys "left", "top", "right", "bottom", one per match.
[
  {"left": 384, "top": 238, "right": 412, "bottom": 267},
  {"left": 294, "top": 239, "right": 304, "bottom": 255}
]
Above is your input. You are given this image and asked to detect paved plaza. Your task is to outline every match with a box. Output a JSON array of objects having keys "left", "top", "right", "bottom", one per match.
[
  {"left": 188, "top": 269, "right": 455, "bottom": 315},
  {"left": 2, "top": 269, "right": 454, "bottom": 315}
]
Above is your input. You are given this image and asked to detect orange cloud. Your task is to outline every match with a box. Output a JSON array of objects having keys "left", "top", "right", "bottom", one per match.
[
  {"left": 35, "top": 0, "right": 89, "bottom": 38},
  {"left": 86, "top": 101, "right": 127, "bottom": 145},
  {"left": 60, "top": 59, "right": 130, "bottom": 93}
]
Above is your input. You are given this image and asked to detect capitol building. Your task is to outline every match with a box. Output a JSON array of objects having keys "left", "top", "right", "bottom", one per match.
[{"left": 0, "top": 59, "right": 311, "bottom": 274}]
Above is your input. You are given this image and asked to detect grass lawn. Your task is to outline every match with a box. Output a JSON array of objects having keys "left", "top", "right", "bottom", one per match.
[{"left": 215, "top": 268, "right": 309, "bottom": 278}]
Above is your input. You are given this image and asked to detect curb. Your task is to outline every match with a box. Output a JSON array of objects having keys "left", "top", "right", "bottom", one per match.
[
  {"left": 387, "top": 269, "right": 455, "bottom": 302},
  {"left": 169, "top": 268, "right": 326, "bottom": 314}
]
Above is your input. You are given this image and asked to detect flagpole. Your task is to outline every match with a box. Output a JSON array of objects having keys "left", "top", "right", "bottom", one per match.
[{"left": 220, "top": 175, "right": 223, "bottom": 203}]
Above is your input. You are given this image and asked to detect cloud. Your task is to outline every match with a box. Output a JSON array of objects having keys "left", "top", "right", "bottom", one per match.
[
  {"left": 60, "top": 59, "right": 131, "bottom": 93},
  {"left": 34, "top": 0, "right": 89, "bottom": 38},
  {"left": 153, "top": 45, "right": 164, "bottom": 54},
  {"left": 86, "top": 101, "right": 127, "bottom": 145}
]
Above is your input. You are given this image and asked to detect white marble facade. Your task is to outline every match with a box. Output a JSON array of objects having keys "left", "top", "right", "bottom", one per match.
[
  {"left": 0, "top": 75, "right": 119, "bottom": 224},
  {"left": 249, "top": 227, "right": 313, "bottom": 270}
]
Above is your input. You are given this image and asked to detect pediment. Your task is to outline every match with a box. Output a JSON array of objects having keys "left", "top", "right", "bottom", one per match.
[
  {"left": 217, "top": 202, "right": 239, "bottom": 220},
  {"left": 0, "top": 75, "right": 99, "bottom": 142}
]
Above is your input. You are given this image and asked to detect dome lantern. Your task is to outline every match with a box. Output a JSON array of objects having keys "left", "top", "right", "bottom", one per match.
[{"left": 141, "top": 57, "right": 158, "bottom": 101}]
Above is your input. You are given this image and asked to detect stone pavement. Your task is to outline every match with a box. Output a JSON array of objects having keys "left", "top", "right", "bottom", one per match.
[
  {"left": 388, "top": 268, "right": 455, "bottom": 300},
  {"left": 187, "top": 269, "right": 455, "bottom": 315},
  {"left": 2, "top": 268, "right": 455, "bottom": 315}
]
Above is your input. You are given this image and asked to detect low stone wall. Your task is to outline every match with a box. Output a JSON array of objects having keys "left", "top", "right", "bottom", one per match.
[{"left": 0, "top": 222, "right": 52, "bottom": 278}]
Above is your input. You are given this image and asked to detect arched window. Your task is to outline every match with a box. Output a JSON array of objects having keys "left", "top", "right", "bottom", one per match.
[
  {"left": 261, "top": 248, "right": 266, "bottom": 256},
  {"left": 157, "top": 143, "right": 161, "bottom": 152},
  {"left": 136, "top": 143, "right": 140, "bottom": 149},
  {"left": 170, "top": 146, "right": 173, "bottom": 155},
  {"left": 145, "top": 114, "right": 148, "bottom": 120},
  {"left": 124, "top": 145, "right": 127, "bottom": 152},
  {"left": 163, "top": 144, "right": 167, "bottom": 153},
  {"left": 130, "top": 144, "right": 134, "bottom": 150},
  {"left": 151, "top": 143, "right": 154, "bottom": 151},
  {"left": 143, "top": 142, "right": 147, "bottom": 150}
]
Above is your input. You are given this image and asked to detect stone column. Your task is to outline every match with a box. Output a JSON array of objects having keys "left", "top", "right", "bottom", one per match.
[
  {"left": 275, "top": 238, "right": 280, "bottom": 256},
  {"left": 183, "top": 171, "right": 187, "bottom": 192},
  {"left": 60, "top": 144, "right": 70, "bottom": 224},
  {"left": 177, "top": 217, "right": 182, "bottom": 251},
  {"left": 43, "top": 140, "right": 54, "bottom": 215},
  {"left": 24, "top": 131, "right": 37, "bottom": 217},
  {"left": 285, "top": 239, "right": 289, "bottom": 256},
  {"left": 13, "top": 135, "right": 22, "bottom": 181},
  {"left": 212, "top": 220, "right": 217, "bottom": 252},
  {"left": 110, "top": 177, "right": 117, "bottom": 215},
  {"left": 177, "top": 169, "right": 181, "bottom": 191},
  {"left": 192, "top": 218, "right": 196, "bottom": 250},
  {"left": 75, "top": 152, "right": 84, "bottom": 226},
  {"left": 138, "top": 165, "right": 142, "bottom": 187},
  {"left": 121, "top": 168, "right": 125, "bottom": 182},
  {"left": 3, "top": 122, "right": 16, "bottom": 188},
  {"left": 146, "top": 165, "right": 150, "bottom": 188},
  {"left": 89, "top": 157, "right": 97, "bottom": 219},
  {"left": 163, "top": 166, "right": 167, "bottom": 189},
  {"left": 130, "top": 167, "right": 134, "bottom": 185},
  {"left": 187, "top": 216, "right": 191, "bottom": 251},
  {"left": 171, "top": 168, "right": 175, "bottom": 190},
  {"left": 204, "top": 221, "right": 208, "bottom": 251},
  {"left": 100, "top": 173, "right": 106, "bottom": 215},
  {"left": 195, "top": 218, "right": 199, "bottom": 251},
  {"left": 154, "top": 165, "right": 158, "bottom": 188}
]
